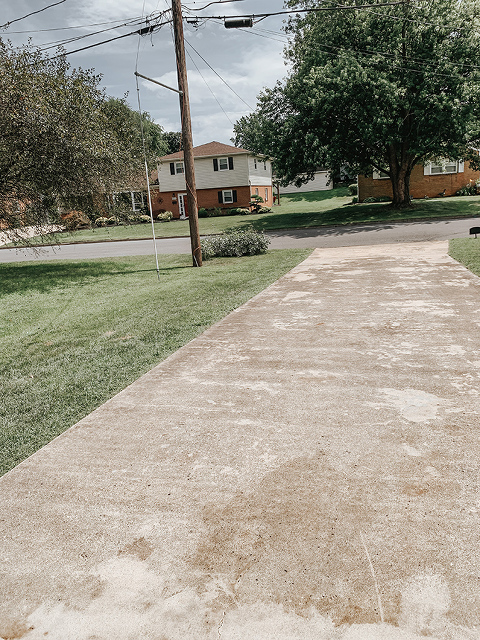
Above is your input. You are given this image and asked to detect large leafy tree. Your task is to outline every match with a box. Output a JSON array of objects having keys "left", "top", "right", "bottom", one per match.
[
  {"left": 0, "top": 41, "right": 178, "bottom": 233},
  {"left": 234, "top": 0, "right": 480, "bottom": 207}
]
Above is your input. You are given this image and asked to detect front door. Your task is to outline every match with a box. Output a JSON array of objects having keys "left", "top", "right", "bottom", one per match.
[{"left": 178, "top": 193, "right": 188, "bottom": 219}]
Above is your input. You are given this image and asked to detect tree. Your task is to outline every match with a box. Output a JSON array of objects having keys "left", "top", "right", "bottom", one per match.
[
  {"left": 101, "top": 97, "right": 171, "bottom": 174},
  {"left": 162, "top": 130, "right": 183, "bottom": 155},
  {"left": 233, "top": 0, "right": 480, "bottom": 207},
  {"left": 0, "top": 41, "right": 179, "bottom": 234}
]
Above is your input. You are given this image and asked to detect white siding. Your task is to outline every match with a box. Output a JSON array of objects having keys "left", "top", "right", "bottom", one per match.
[
  {"left": 157, "top": 154, "right": 251, "bottom": 191},
  {"left": 279, "top": 171, "right": 332, "bottom": 194},
  {"left": 247, "top": 156, "right": 273, "bottom": 186},
  {"left": 157, "top": 163, "right": 186, "bottom": 192},
  {"left": 194, "top": 155, "right": 249, "bottom": 189},
  {"left": 157, "top": 153, "right": 273, "bottom": 192}
]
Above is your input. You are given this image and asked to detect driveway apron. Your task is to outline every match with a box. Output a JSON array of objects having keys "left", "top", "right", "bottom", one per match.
[{"left": 1, "top": 241, "right": 480, "bottom": 640}]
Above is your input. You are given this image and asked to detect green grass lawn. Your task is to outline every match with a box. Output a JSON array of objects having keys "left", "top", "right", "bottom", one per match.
[
  {"left": 0, "top": 249, "right": 310, "bottom": 476},
  {"left": 449, "top": 237, "right": 480, "bottom": 277},
  {"left": 10, "top": 187, "right": 480, "bottom": 247}
]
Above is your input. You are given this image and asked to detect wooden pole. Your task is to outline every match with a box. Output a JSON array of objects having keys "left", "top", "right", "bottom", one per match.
[{"left": 171, "top": 0, "right": 202, "bottom": 266}]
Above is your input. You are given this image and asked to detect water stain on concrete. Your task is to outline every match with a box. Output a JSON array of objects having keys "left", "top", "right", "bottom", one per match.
[{"left": 118, "top": 537, "right": 153, "bottom": 562}]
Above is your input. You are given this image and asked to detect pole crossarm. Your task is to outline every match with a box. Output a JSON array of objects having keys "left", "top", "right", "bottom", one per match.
[{"left": 134, "top": 71, "right": 183, "bottom": 96}]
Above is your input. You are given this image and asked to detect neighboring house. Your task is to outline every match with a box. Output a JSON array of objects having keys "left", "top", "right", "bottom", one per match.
[
  {"left": 152, "top": 141, "right": 273, "bottom": 219},
  {"left": 278, "top": 171, "right": 332, "bottom": 195},
  {"left": 358, "top": 158, "right": 480, "bottom": 201}
]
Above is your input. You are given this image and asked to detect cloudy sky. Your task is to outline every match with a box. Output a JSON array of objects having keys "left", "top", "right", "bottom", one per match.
[{"left": 1, "top": 0, "right": 292, "bottom": 146}]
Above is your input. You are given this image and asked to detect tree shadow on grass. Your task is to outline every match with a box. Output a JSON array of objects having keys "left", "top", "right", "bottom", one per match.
[{"left": 0, "top": 260, "right": 191, "bottom": 297}]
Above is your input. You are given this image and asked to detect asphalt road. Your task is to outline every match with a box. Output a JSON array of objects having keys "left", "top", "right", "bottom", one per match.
[{"left": 0, "top": 216, "right": 477, "bottom": 262}]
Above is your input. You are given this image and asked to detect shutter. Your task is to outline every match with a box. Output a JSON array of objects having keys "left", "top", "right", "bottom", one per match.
[
  {"left": 228, "top": 157, "right": 234, "bottom": 170},
  {"left": 458, "top": 160, "right": 465, "bottom": 173},
  {"left": 170, "top": 163, "right": 175, "bottom": 175},
  {"left": 218, "top": 191, "right": 223, "bottom": 204},
  {"left": 424, "top": 164, "right": 430, "bottom": 175},
  {"left": 233, "top": 190, "right": 237, "bottom": 203},
  {"left": 213, "top": 158, "right": 219, "bottom": 171}
]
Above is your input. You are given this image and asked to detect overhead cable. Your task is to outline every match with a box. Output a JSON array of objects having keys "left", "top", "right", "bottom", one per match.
[{"left": 1, "top": 0, "right": 68, "bottom": 29}]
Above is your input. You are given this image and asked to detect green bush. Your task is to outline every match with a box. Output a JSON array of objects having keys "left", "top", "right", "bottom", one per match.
[
  {"left": 201, "top": 229, "right": 271, "bottom": 260},
  {"left": 456, "top": 184, "right": 478, "bottom": 196},
  {"left": 258, "top": 206, "right": 272, "bottom": 213},
  {"left": 105, "top": 216, "right": 116, "bottom": 226},
  {"left": 95, "top": 217, "right": 109, "bottom": 227},
  {"left": 348, "top": 183, "right": 358, "bottom": 195},
  {"left": 198, "top": 208, "right": 210, "bottom": 218},
  {"left": 156, "top": 211, "right": 173, "bottom": 222},
  {"left": 138, "top": 215, "right": 151, "bottom": 223}
]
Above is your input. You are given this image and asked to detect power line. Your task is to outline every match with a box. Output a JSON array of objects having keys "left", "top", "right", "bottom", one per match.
[
  {"left": 1, "top": 0, "right": 68, "bottom": 29},
  {"left": 37, "top": 18, "right": 145, "bottom": 52},
  {"left": 184, "top": 38, "right": 254, "bottom": 109},
  {"left": 184, "top": 46, "right": 235, "bottom": 125},
  {"left": 193, "top": 3, "right": 407, "bottom": 21},
  {"left": 49, "top": 19, "right": 172, "bottom": 58},
  {"left": 5, "top": 18, "right": 145, "bottom": 35},
  {"left": 183, "top": 0, "right": 247, "bottom": 10}
]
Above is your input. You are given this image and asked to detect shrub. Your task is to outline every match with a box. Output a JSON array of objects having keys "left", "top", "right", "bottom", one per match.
[
  {"left": 105, "top": 216, "right": 116, "bottom": 226},
  {"left": 198, "top": 208, "right": 210, "bottom": 218},
  {"left": 258, "top": 206, "right": 272, "bottom": 213},
  {"left": 201, "top": 229, "right": 270, "bottom": 260},
  {"left": 236, "top": 208, "right": 251, "bottom": 215},
  {"left": 362, "top": 196, "right": 392, "bottom": 203},
  {"left": 138, "top": 215, "right": 152, "bottom": 223},
  {"left": 60, "top": 210, "right": 90, "bottom": 231},
  {"left": 156, "top": 211, "right": 173, "bottom": 222},
  {"left": 456, "top": 184, "right": 478, "bottom": 196},
  {"left": 348, "top": 183, "right": 358, "bottom": 195},
  {"left": 95, "top": 217, "right": 109, "bottom": 227}
]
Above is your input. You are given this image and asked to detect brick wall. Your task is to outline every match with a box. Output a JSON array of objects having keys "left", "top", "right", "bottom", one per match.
[
  {"left": 358, "top": 162, "right": 480, "bottom": 201},
  {"left": 152, "top": 185, "right": 272, "bottom": 219}
]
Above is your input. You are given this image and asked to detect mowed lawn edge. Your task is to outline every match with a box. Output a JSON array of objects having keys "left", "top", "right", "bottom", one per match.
[
  {"left": 7, "top": 187, "right": 480, "bottom": 247},
  {"left": 449, "top": 238, "right": 480, "bottom": 277},
  {"left": 0, "top": 249, "right": 311, "bottom": 476}
]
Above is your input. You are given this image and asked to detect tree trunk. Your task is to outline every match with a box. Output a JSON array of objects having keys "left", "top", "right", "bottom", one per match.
[
  {"left": 387, "top": 145, "right": 413, "bottom": 208},
  {"left": 390, "top": 171, "right": 412, "bottom": 207}
]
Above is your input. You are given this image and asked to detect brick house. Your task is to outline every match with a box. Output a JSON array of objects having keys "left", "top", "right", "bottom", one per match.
[
  {"left": 358, "top": 158, "right": 480, "bottom": 201},
  {"left": 152, "top": 141, "right": 273, "bottom": 219}
]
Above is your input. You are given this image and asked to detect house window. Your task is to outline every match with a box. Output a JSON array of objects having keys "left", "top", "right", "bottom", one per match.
[
  {"left": 264, "top": 161, "right": 267, "bottom": 170},
  {"left": 218, "top": 189, "right": 237, "bottom": 204},
  {"left": 213, "top": 157, "right": 234, "bottom": 171},
  {"left": 265, "top": 188, "right": 269, "bottom": 202},
  {"left": 254, "top": 158, "right": 257, "bottom": 169},
  {"left": 130, "top": 191, "right": 144, "bottom": 211},
  {"left": 425, "top": 160, "right": 463, "bottom": 175},
  {"left": 169, "top": 161, "right": 184, "bottom": 175},
  {"left": 255, "top": 188, "right": 259, "bottom": 196},
  {"left": 372, "top": 170, "right": 389, "bottom": 180}
]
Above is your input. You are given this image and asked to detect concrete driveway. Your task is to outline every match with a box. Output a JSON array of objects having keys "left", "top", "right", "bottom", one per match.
[{"left": 1, "top": 242, "right": 480, "bottom": 639}]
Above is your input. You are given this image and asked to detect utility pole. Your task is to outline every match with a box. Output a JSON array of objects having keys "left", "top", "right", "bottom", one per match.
[{"left": 171, "top": 0, "right": 202, "bottom": 267}]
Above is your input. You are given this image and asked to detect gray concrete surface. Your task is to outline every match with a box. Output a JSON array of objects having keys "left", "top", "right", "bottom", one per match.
[
  {"left": 0, "top": 216, "right": 477, "bottom": 262},
  {"left": 1, "top": 241, "right": 480, "bottom": 639}
]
